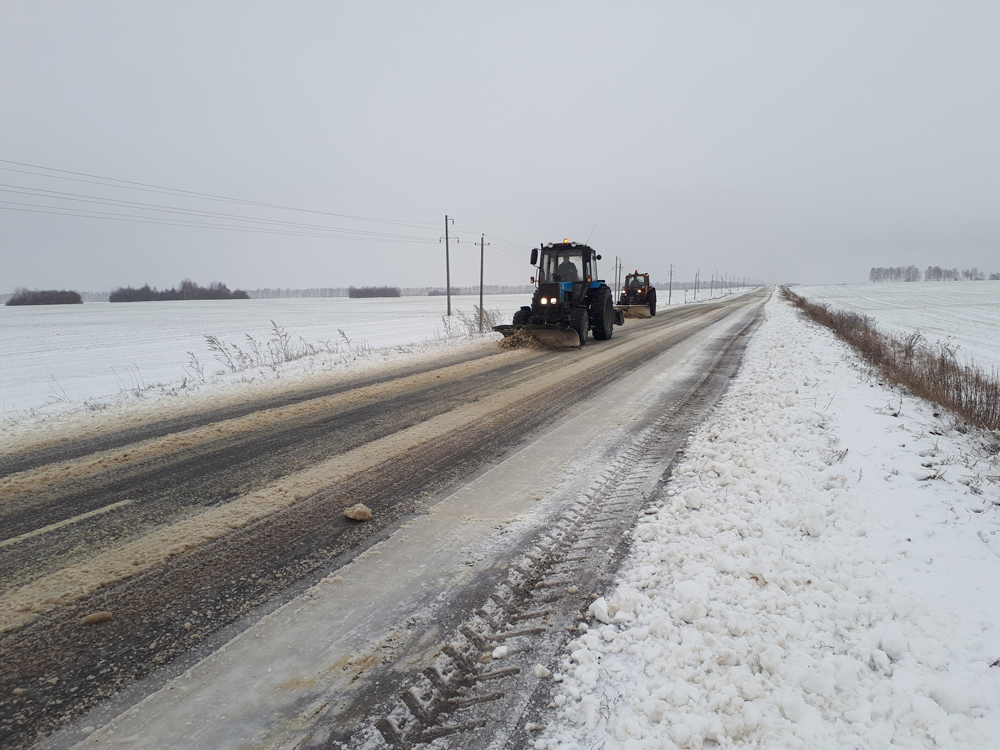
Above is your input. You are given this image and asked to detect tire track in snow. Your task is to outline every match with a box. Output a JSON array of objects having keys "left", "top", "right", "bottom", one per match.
[{"left": 282, "top": 305, "right": 763, "bottom": 749}]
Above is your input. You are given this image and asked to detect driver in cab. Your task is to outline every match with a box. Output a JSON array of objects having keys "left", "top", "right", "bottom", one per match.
[{"left": 555, "top": 257, "right": 580, "bottom": 281}]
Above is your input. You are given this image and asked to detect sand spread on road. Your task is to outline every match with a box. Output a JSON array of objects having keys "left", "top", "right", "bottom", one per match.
[{"left": 0, "top": 351, "right": 519, "bottom": 500}]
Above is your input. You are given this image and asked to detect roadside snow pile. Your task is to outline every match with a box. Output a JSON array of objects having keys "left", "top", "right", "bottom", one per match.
[{"left": 538, "top": 294, "right": 1000, "bottom": 749}]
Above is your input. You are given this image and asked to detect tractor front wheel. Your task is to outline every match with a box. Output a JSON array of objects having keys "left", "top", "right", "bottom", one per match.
[
  {"left": 648, "top": 288, "right": 657, "bottom": 317},
  {"left": 512, "top": 306, "right": 530, "bottom": 326},
  {"left": 591, "top": 289, "right": 615, "bottom": 340},
  {"left": 570, "top": 307, "right": 589, "bottom": 346}
]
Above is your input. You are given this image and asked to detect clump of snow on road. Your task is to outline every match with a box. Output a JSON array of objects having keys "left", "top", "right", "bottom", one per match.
[{"left": 538, "top": 294, "right": 1000, "bottom": 749}]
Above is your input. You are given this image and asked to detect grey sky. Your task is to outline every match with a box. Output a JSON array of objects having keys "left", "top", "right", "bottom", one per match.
[{"left": 2, "top": 1, "right": 999, "bottom": 293}]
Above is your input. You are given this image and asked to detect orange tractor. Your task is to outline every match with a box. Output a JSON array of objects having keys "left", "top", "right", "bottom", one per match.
[{"left": 616, "top": 271, "right": 657, "bottom": 318}]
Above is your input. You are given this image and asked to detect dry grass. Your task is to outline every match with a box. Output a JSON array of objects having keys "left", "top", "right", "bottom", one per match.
[
  {"left": 205, "top": 321, "right": 368, "bottom": 373},
  {"left": 439, "top": 306, "right": 506, "bottom": 338},
  {"left": 781, "top": 287, "right": 1000, "bottom": 431}
]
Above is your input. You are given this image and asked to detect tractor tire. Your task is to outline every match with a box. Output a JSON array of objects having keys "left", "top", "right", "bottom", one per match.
[
  {"left": 591, "top": 288, "right": 615, "bottom": 340},
  {"left": 648, "top": 288, "right": 657, "bottom": 317},
  {"left": 569, "top": 307, "right": 589, "bottom": 346},
  {"left": 512, "top": 306, "right": 530, "bottom": 326}
]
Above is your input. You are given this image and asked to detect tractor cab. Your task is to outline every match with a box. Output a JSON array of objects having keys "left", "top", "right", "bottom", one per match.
[
  {"left": 531, "top": 240, "right": 599, "bottom": 309},
  {"left": 615, "top": 270, "right": 658, "bottom": 317},
  {"left": 622, "top": 272, "right": 650, "bottom": 299}
]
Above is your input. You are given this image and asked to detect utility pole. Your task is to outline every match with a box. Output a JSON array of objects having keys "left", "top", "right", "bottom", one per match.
[
  {"left": 442, "top": 215, "right": 455, "bottom": 316},
  {"left": 695, "top": 269, "right": 700, "bottom": 300},
  {"left": 479, "top": 234, "right": 489, "bottom": 333},
  {"left": 668, "top": 264, "right": 674, "bottom": 306}
]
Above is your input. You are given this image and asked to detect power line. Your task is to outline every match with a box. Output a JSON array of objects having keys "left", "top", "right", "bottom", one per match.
[
  {"left": 0, "top": 202, "right": 440, "bottom": 242},
  {"left": 0, "top": 158, "right": 532, "bottom": 263},
  {"left": 0, "top": 184, "right": 439, "bottom": 242},
  {"left": 0, "top": 158, "right": 441, "bottom": 230}
]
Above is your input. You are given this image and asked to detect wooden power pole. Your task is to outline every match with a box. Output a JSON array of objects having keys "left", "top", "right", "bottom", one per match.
[
  {"left": 479, "top": 234, "right": 489, "bottom": 333},
  {"left": 444, "top": 216, "right": 452, "bottom": 316}
]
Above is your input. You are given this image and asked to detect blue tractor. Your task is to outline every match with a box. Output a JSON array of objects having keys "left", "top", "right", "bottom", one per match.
[{"left": 494, "top": 239, "right": 623, "bottom": 348}]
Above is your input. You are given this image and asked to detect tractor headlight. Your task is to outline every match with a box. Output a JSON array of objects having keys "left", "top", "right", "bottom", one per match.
[
  {"left": 550, "top": 297, "right": 557, "bottom": 304},
  {"left": 539, "top": 297, "right": 547, "bottom": 305}
]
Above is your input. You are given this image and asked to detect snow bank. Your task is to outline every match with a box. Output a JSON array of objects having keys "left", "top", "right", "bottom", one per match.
[{"left": 539, "top": 294, "right": 1000, "bottom": 749}]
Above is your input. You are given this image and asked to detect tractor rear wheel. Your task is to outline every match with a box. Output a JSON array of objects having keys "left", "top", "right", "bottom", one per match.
[
  {"left": 591, "top": 289, "right": 615, "bottom": 340},
  {"left": 569, "top": 307, "right": 589, "bottom": 346},
  {"left": 648, "top": 288, "right": 657, "bottom": 317}
]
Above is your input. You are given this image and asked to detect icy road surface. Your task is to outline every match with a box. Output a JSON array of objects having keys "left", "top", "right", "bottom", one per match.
[
  {"left": 799, "top": 282, "right": 1000, "bottom": 368},
  {"left": 0, "top": 291, "right": 765, "bottom": 749}
]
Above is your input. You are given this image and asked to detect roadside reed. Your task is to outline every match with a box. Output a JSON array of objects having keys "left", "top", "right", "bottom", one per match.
[{"left": 781, "top": 287, "right": 1000, "bottom": 431}]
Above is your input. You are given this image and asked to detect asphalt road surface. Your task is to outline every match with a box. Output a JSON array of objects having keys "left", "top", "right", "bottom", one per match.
[{"left": 0, "top": 290, "right": 768, "bottom": 749}]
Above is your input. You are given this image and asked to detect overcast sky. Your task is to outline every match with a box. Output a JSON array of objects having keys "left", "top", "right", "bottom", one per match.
[{"left": 2, "top": 1, "right": 999, "bottom": 293}]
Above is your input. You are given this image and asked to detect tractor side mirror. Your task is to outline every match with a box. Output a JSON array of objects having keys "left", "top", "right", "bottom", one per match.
[
  {"left": 595, "top": 254, "right": 602, "bottom": 260},
  {"left": 529, "top": 248, "right": 538, "bottom": 266}
]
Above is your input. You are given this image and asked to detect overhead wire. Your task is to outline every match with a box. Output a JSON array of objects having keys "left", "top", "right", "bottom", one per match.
[
  {"left": 0, "top": 184, "right": 439, "bottom": 241},
  {"left": 0, "top": 201, "right": 439, "bottom": 242},
  {"left": 0, "top": 158, "right": 535, "bottom": 271},
  {"left": 0, "top": 159, "right": 440, "bottom": 230}
]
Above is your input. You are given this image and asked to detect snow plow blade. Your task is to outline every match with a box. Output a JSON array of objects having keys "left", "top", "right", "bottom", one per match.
[
  {"left": 615, "top": 304, "right": 651, "bottom": 319},
  {"left": 492, "top": 324, "right": 581, "bottom": 349}
]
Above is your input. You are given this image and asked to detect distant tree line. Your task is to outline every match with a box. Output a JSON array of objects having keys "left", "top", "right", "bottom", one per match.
[
  {"left": 5, "top": 288, "right": 82, "bottom": 306},
  {"left": 110, "top": 279, "right": 249, "bottom": 302},
  {"left": 348, "top": 286, "right": 401, "bottom": 298},
  {"left": 244, "top": 285, "right": 534, "bottom": 298},
  {"left": 419, "top": 284, "right": 533, "bottom": 296},
  {"left": 247, "top": 287, "right": 349, "bottom": 298},
  {"left": 869, "top": 266, "right": 922, "bottom": 283},
  {"left": 870, "top": 266, "right": 999, "bottom": 282},
  {"left": 0, "top": 283, "right": 537, "bottom": 305}
]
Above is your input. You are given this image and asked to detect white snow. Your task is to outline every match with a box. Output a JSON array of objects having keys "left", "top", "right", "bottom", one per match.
[
  {"left": 539, "top": 293, "right": 1000, "bottom": 749},
  {"left": 799, "top": 282, "right": 1000, "bottom": 369},
  {"left": 0, "top": 294, "right": 532, "bottom": 417}
]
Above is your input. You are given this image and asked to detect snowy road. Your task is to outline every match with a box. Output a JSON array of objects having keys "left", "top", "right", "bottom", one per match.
[{"left": 0, "top": 291, "right": 766, "bottom": 749}]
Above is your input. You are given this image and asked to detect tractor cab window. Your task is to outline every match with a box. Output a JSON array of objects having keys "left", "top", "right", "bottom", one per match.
[
  {"left": 540, "top": 248, "right": 587, "bottom": 282},
  {"left": 628, "top": 277, "right": 644, "bottom": 289}
]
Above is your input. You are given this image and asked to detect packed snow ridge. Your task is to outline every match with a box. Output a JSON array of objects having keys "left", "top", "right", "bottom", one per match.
[{"left": 538, "top": 294, "right": 1000, "bottom": 749}]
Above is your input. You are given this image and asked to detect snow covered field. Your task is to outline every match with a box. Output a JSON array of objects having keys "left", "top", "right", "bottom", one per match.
[
  {"left": 539, "top": 294, "right": 1000, "bottom": 749},
  {"left": 0, "top": 294, "right": 531, "bottom": 416},
  {"left": 799, "top": 283, "right": 1000, "bottom": 369},
  {"left": 0, "top": 291, "right": 727, "bottom": 424}
]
